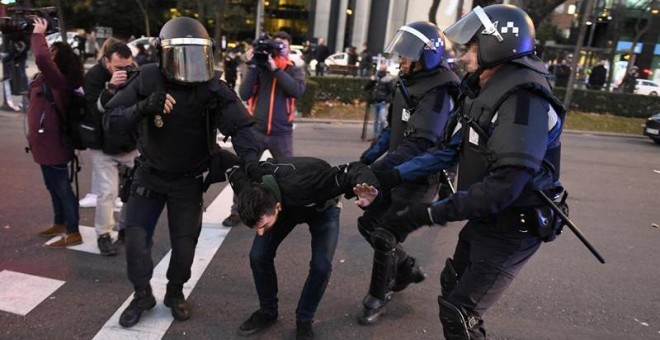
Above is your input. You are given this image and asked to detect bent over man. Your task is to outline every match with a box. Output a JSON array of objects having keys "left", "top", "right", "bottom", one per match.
[
  {"left": 103, "top": 17, "right": 260, "bottom": 328},
  {"left": 221, "top": 154, "right": 379, "bottom": 340}
]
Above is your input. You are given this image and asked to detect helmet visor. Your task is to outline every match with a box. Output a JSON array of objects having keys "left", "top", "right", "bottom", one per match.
[
  {"left": 384, "top": 26, "right": 437, "bottom": 62},
  {"left": 161, "top": 38, "right": 214, "bottom": 83},
  {"left": 444, "top": 6, "right": 502, "bottom": 45}
]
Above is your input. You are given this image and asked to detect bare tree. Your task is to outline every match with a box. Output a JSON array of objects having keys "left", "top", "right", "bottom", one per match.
[
  {"left": 134, "top": 0, "right": 150, "bottom": 36},
  {"left": 620, "top": 0, "right": 657, "bottom": 88}
]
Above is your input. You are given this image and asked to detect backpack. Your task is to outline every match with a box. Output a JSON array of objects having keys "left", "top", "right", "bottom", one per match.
[{"left": 42, "top": 83, "right": 87, "bottom": 150}]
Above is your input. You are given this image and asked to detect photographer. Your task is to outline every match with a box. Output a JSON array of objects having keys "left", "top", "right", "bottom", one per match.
[
  {"left": 223, "top": 31, "right": 305, "bottom": 227},
  {"left": 82, "top": 41, "right": 137, "bottom": 256},
  {"left": 26, "top": 18, "right": 84, "bottom": 247}
]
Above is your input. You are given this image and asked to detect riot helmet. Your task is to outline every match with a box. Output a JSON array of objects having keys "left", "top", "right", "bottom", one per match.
[
  {"left": 384, "top": 21, "right": 445, "bottom": 73},
  {"left": 158, "top": 16, "right": 215, "bottom": 83},
  {"left": 444, "top": 4, "right": 535, "bottom": 69}
]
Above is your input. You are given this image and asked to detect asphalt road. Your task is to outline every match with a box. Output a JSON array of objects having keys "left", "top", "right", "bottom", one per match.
[{"left": 1, "top": 114, "right": 659, "bottom": 340}]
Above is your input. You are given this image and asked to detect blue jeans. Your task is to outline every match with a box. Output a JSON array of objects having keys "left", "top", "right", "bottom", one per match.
[
  {"left": 40, "top": 165, "right": 79, "bottom": 233},
  {"left": 372, "top": 102, "right": 387, "bottom": 138},
  {"left": 249, "top": 205, "right": 340, "bottom": 322}
]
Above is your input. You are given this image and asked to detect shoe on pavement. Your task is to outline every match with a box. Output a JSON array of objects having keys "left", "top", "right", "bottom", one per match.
[
  {"left": 38, "top": 223, "right": 66, "bottom": 237},
  {"left": 357, "top": 294, "right": 389, "bottom": 325},
  {"left": 222, "top": 213, "right": 242, "bottom": 227},
  {"left": 392, "top": 257, "right": 427, "bottom": 292},
  {"left": 97, "top": 233, "right": 117, "bottom": 256},
  {"left": 296, "top": 320, "right": 314, "bottom": 340},
  {"left": 79, "top": 193, "right": 97, "bottom": 208},
  {"left": 119, "top": 286, "right": 157, "bottom": 328},
  {"left": 164, "top": 287, "right": 191, "bottom": 321},
  {"left": 48, "top": 232, "right": 83, "bottom": 248},
  {"left": 238, "top": 309, "right": 278, "bottom": 336}
]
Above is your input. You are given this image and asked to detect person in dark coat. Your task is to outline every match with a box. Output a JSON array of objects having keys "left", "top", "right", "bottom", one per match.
[{"left": 587, "top": 61, "right": 607, "bottom": 90}]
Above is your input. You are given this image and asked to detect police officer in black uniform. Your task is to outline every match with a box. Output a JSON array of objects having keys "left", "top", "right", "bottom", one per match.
[
  {"left": 103, "top": 17, "right": 260, "bottom": 328},
  {"left": 379, "top": 5, "right": 566, "bottom": 338},
  {"left": 356, "top": 21, "right": 459, "bottom": 325}
]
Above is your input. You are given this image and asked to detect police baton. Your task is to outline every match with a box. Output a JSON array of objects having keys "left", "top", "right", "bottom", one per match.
[{"left": 536, "top": 190, "right": 606, "bottom": 264}]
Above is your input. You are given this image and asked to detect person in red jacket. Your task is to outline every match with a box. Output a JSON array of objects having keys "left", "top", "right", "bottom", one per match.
[{"left": 26, "top": 18, "right": 84, "bottom": 247}]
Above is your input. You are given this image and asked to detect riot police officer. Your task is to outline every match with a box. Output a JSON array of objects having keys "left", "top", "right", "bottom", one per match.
[
  {"left": 379, "top": 5, "right": 566, "bottom": 338},
  {"left": 103, "top": 17, "right": 260, "bottom": 328},
  {"left": 356, "top": 21, "right": 459, "bottom": 325}
]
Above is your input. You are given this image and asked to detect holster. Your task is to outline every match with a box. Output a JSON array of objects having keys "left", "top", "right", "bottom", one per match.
[
  {"left": 496, "top": 197, "right": 569, "bottom": 243},
  {"left": 118, "top": 162, "right": 138, "bottom": 203}
]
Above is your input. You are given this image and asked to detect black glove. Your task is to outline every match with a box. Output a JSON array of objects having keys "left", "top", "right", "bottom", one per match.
[
  {"left": 204, "top": 147, "right": 240, "bottom": 192},
  {"left": 136, "top": 91, "right": 167, "bottom": 116},
  {"left": 382, "top": 203, "right": 434, "bottom": 242},
  {"left": 244, "top": 159, "right": 263, "bottom": 181},
  {"left": 372, "top": 168, "right": 401, "bottom": 191}
]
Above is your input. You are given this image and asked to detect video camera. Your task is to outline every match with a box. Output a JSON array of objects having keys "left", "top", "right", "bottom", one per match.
[
  {"left": 252, "top": 33, "right": 285, "bottom": 67},
  {"left": 0, "top": 7, "right": 59, "bottom": 35}
]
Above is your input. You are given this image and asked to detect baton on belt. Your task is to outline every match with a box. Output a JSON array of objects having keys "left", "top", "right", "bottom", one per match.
[{"left": 536, "top": 190, "right": 606, "bottom": 264}]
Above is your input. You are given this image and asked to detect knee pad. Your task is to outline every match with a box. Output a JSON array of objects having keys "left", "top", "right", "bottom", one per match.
[
  {"left": 438, "top": 297, "right": 479, "bottom": 340},
  {"left": 371, "top": 228, "right": 397, "bottom": 252},
  {"left": 440, "top": 258, "right": 458, "bottom": 297}
]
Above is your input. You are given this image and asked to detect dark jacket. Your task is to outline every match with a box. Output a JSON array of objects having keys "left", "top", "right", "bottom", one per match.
[
  {"left": 104, "top": 64, "right": 260, "bottom": 175},
  {"left": 239, "top": 60, "right": 305, "bottom": 136},
  {"left": 26, "top": 33, "right": 75, "bottom": 165},
  {"left": 364, "top": 71, "right": 395, "bottom": 103},
  {"left": 229, "top": 157, "right": 380, "bottom": 208},
  {"left": 83, "top": 61, "right": 137, "bottom": 154}
]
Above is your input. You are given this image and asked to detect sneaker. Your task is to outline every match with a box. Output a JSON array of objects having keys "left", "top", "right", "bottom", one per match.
[
  {"left": 38, "top": 223, "right": 66, "bottom": 237},
  {"left": 97, "top": 234, "right": 117, "bottom": 256},
  {"left": 114, "top": 198, "right": 123, "bottom": 212},
  {"left": 238, "top": 309, "right": 278, "bottom": 336},
  {"left": 222, "top": 213, "right": 242, "bottom": 227},
  {"left": 296, "top": 320, "right": 314, "bottom": 340},
  {"left": 47, "top": 232, "right": 83, "bottom": 248},
  {"left": 79, "top": 193, "right": 98, "bottom": 208}
]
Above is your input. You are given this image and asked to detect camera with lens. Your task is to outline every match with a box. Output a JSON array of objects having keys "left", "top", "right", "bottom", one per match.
[
  {"left": 0, "top": 7, "right": 59, "bottom": 35},
  {"left": 252, "top": 33, "right": 285, "bottom": 67}
]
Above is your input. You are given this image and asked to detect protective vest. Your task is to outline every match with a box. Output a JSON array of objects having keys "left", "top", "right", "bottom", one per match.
[
  {"left": 456, "top": 62, "right": 565, "bottom": 204},
  {"left": 389, "top": 68, "right": 459, "bottom": 151},
  {"left": 137, "top": 64, "right": 220, "bottom": 175}
]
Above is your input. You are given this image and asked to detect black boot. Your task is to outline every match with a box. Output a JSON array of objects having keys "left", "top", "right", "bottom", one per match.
[
  {"left": 357, "top": 293, "right": 390, "bottom": 325},
  {"left": 296, "top": 320, "right": 314, "bottom": 340},
  {"left": 392, "top": 256, "right": 426, "bottom": 292},
  {"left": 119, "top": 285, "right": 156, "bottom": 328},
  {"left": 164, "top": 283, "right": 191, "bottom": 321}
]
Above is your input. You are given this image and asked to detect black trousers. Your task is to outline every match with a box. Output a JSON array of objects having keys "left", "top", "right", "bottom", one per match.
[
  {"left": 124, "top": 166, "right": 204, "bottom": 290},
  {"left": 446, "top": 219, "right": 542, "bottom": 338}
]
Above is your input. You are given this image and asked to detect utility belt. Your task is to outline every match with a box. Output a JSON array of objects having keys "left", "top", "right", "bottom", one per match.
[
  {"left": 139, "top": 157, "right": 206, "bottom": 181},
  {"left": 493, "top": 192, "right": 569, "bottom": 242}
]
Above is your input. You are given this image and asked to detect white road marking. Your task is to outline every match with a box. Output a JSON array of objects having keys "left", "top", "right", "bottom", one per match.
[{"left": 0, "top": 270, "right": 65, "bottom": 316}]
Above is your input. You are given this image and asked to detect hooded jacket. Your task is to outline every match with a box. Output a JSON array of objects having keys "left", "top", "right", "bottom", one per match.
[{"left": 239, "top": 59, "right": 306, "bottom": 136}]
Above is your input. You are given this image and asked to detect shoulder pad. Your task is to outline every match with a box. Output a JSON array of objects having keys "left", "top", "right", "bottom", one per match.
[{"left": 138, "top": 64, "right": 165, "bottom": 96}]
